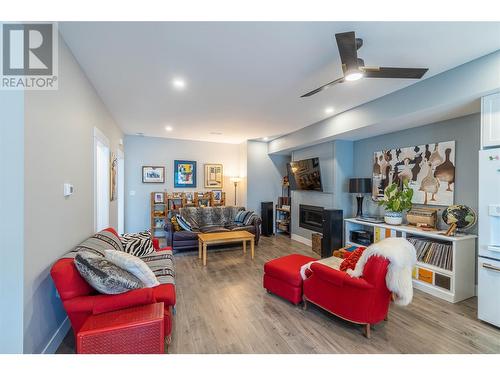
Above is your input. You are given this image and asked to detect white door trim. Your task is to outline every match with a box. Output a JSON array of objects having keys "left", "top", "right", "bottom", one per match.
[{"left": 93, "top": 127, "right": 110, "bottom": 232}]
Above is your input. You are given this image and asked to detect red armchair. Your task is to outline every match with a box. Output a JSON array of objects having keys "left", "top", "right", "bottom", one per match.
[
  {"left": 50, "top": 228, "right": 176, "bottom": 343},
  {"left": 302, "top": 255, "right": 391, "bottom": 338}
]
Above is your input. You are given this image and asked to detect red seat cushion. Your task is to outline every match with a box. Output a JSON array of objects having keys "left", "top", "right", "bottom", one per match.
[{"left": 264, "top": 254, "right": 317, "bottom": 287}]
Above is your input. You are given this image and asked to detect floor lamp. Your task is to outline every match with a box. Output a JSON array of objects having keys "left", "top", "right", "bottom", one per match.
[{"left": 230, "top": 176, "right": 241, "bottom": 206}]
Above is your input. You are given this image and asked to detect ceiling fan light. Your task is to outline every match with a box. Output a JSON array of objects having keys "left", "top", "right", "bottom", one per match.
[{"left": 345, "top": 71, "right": 363, "bottom": 81}]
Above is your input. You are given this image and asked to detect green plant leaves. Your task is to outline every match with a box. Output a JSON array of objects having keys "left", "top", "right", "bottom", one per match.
[{"left": 380, "top": 182, "right": 413, "bottom": 213}]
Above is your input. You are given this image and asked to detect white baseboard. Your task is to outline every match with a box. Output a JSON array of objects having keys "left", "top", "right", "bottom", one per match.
[
  {"left": 291, "top": 234, "right": 312, "bottom": 247},
  {"left": 41, "top": 317, "right": 70, "bottom": 354}
]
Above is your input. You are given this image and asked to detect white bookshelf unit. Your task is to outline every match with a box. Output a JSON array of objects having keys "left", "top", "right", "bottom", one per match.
[{"left": 344, "top": 218, "right": 477, "bottom": 303}]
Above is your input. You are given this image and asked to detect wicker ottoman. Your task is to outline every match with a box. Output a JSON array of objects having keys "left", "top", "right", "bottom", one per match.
[
  {"left": 76, "top": 303, "right": 165, "bottom": 354},
  {"left": 263, "top": 254, "right": 317, "bottom": 305}
]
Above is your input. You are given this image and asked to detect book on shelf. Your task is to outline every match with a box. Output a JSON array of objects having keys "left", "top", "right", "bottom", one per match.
[{"left": 407, "top": 237, "right": 453, "bottom": 271}]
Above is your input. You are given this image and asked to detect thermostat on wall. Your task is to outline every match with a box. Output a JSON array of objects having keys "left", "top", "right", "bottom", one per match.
[{"left": 63, "top": 183, "right": 74, "bottom": 197}]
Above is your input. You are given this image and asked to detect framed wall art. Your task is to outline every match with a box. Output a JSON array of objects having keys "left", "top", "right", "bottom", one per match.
[
  {"left": 212, "top": 190, "right": 223, "bottom": 202},
  {"left": 154, "top": 192, "right": 164, "bottom": 203},
  {"left": 174, "top": 160, "right": 197, "bottom": 188},
  {"left": 142, "top": 166, "right": 165, "bottom": 183},
  {"left": 372, "top": 141, "right": 455, "bottom": 206},
  {"left": 204, "top": 163, "right": 223, "bottom": 188},
  {"left": 110, "top": 152, "right": 118, "bottom": 201}
]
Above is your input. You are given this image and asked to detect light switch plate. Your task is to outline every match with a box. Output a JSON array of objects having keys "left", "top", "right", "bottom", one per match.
[
  {"left": 63, "top": 183, "right": 74, "bottom": 197},
  {"left": 489, "top": 205, "right": 500, "bottom": 217}
]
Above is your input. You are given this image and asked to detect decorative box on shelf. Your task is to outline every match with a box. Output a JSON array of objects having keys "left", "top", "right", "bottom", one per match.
[{"left": 344, "top": 218, "right": 477, "bottom": 303}]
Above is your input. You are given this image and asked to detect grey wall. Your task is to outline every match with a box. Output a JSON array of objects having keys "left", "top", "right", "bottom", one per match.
[
  {"left": 246, "top": 141, "right": 290, "bottom": 213},
  {"left": 353, "top": 113, "right": 481, "bottom": 232},
  {"left": 288, "top": 114, "right": 480, "bottom": 242},
  {"left": 23, "top": 36, "right": 123, "bottom": 353},
  {"left": 290, "top": 140, "right": 353, "bottom": 240},
  {"left": 0, "top": 89, "right": 24, "bottom": 353},
  {"left": 124, "top": 135, "right": 244, "bottom": 233},
  {"left": 333, "top": 140, "right": 355, "bottom": 216}
]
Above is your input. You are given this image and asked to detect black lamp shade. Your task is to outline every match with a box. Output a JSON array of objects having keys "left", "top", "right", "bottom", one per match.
[{"left": 349, "top": 178, "right": 372, "bottom": 194}]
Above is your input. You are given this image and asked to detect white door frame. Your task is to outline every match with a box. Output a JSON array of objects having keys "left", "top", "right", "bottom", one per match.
[
  {"left": 93, "top": 127, "right": 110, "bottom": 232},
  {"left": 117, "top": 148, "right": 125, "bottom": 235}
]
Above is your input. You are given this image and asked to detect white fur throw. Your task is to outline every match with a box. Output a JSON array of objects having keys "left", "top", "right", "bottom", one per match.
[
  {"left": 347, "top": 237, "right": 417, "bottom": 306},
  {"left": 300, "top": 256, "right": 342, "bottom": 280}
]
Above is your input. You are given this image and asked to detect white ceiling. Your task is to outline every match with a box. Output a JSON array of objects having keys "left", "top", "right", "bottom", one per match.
[{"left": 59, "top": 22, "right": 500, "bottom": 144}]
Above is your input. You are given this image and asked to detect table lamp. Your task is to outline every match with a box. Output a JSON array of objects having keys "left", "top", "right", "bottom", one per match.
[{"left": 349, "top": 178, "right": 372, "bottom": 217}]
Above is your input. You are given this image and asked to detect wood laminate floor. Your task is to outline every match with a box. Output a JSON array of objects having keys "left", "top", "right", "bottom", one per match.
[{"left": 57, "top": 234, "right": 500, "bottom": 354}]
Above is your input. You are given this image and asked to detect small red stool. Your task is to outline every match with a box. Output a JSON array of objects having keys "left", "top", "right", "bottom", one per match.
[
  {"left": 77, "top": 303, "right": 165, "bottom": 354},
  {"left": 263, "top": 254, "right": 317, "bottom": 305}
]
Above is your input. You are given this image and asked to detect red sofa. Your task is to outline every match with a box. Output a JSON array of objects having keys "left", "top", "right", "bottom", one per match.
[
  {"left": 50, "top": 228, "right": 176, "bottom": 343},
  {"left": 303, "top": 255, "right": 391, "bottom": 338}
]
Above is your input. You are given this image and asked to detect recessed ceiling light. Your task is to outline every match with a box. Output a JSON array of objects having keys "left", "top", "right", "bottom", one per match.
[
  {"left": 135, "top": 132, "right": 144, "bottom": 136},
  {"left": 324, "top": 107, "right": 335, "bottom": 115},
  {"left": 263, "top": 137, "right": 269, "bottom": 141},
  {"left": 172, "top": 78, "right": 186, "bottom": 90},
  {"left": 210, "top": 131, "right": 223, "bottom": 135},
  {"left": 165, "top": 125, "right": 173, "bottom": 132}
]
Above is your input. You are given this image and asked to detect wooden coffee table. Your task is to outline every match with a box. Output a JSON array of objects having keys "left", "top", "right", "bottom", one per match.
[{"left": 198, "top": 230, "right": 255, "bottom": 266}]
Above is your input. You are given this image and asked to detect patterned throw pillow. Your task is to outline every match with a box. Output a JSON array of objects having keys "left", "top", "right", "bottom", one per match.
[
  {"left": 105, "top": 250, "right": 159, "bottom": 288},
  {"left": 73, "top": 229, "right": 124, "bottom": 257},
  {"left": 120, "top": 230, "right": 155, "bottom": 257},
  {"left": 74, "top": 251, "right": 143, "bottom": 294},
  {"left": 176, "top": 214, "right": 192, "bottom": 231},
  {"left": 339, "top": 247, "right": 366, "bottom": 272},
  {"left": 234, "top": 210, "right": 258, "bottom": 226},
  {"left": 171, "top": 216, "right": 182, "bottom": 231}
]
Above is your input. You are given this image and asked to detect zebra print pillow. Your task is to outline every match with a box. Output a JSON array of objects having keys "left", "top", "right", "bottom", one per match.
[{"left": 120, "top": 230, "right": 155, "bottom": 257}]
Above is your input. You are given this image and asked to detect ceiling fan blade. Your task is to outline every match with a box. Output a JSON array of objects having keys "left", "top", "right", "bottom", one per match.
[
  {"left": 300, "top": 77, "right": 344, "bottom": 97},
  {"left": 335, "top": 31, "right": 358, "bottom": 72},
  {"left": 361, "top": 67, "right": 428, "bottom": 79}
]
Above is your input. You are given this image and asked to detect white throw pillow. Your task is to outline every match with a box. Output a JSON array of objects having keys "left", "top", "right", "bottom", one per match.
[{"left": 104, "top": 250, "right": 160, "bottom": 288}]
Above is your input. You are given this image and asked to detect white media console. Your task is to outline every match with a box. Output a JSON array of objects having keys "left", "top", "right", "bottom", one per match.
[{"left": 344, "top": 218, "right": 477, "bottom": 303}]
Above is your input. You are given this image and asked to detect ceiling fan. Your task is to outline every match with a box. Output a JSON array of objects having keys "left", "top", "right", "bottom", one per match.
[{"left": 301, "top": 31, "right": 429, "bottom": 98}]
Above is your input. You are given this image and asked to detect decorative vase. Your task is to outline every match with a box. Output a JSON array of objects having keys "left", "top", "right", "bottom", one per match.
[{"left": 384, "top": 210, "right": 403, "bottom": 225}]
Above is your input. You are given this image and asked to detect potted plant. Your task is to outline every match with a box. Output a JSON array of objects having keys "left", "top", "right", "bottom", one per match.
[{"left": 378, "top": 180, "right": 413, "bottom": 225}]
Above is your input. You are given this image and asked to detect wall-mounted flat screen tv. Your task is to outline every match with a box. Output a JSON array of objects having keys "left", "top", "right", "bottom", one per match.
[{"left": 287, "top": 157, "right": 323, "bottom": 191}]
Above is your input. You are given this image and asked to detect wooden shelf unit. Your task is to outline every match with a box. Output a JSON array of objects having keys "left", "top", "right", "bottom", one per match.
[
  {"left": 275, "top": 196, "right": 291, "bottom": 236},
  {"left": 150, "top": 192, "right": 167, "bottom": 239},
  {"left": 150, "top": 191, "right": 228, "bottom": 238},
  {"left": 344, "top": 218, "right": 477, "bottom": 303}
]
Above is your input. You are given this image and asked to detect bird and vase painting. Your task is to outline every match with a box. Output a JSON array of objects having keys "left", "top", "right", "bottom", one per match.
[{"left": 372, "top": 141, "right": 455, "bottom": 206}]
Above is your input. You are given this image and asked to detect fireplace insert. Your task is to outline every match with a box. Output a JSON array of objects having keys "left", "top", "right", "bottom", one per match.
[{"left": 299, "top": 204, "right": 324, "bottom": 232}]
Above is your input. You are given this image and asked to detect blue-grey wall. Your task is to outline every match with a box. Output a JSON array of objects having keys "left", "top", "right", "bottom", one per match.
[
  {"left": 353, "top": 113, "right": 481, "bottom": 231},
  {"left": 124, "top": 135, "right": 243, "bottom": 233},
  {"left": 291, "top": 140, "right": 353, "bottom": 240},
  {"left": 288, "top": 114, "right": 479, "bottom": 242},
  {"left": 246, "top": 141, "right": 290, "bottom": 213}
]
